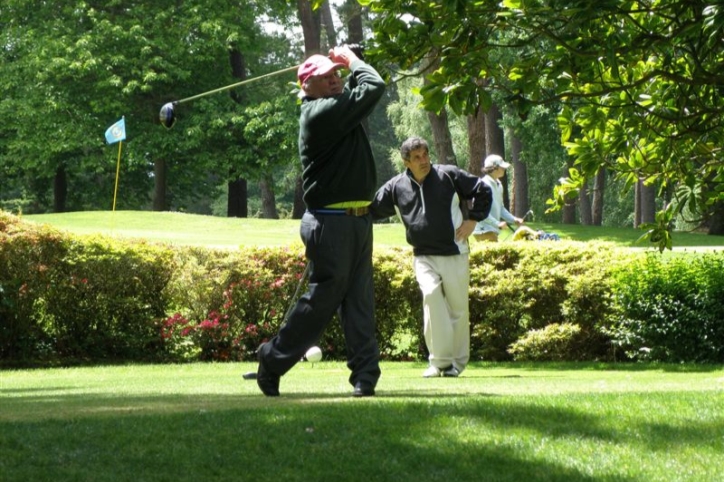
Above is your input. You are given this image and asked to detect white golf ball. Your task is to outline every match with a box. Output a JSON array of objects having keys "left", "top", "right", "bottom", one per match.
[{"left": 305, "top": 346, "right": 322, "bottom": 362}]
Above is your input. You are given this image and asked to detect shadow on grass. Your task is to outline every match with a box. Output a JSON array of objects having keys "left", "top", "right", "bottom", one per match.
[
  {"left": 2, "top": 388, "right": 721, "bottom": 482},
  {"left": 489, "top": 361, "right": 724, "bottom": 373}
]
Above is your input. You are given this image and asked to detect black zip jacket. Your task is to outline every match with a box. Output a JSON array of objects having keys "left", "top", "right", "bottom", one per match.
[
  {"left": 299, "top": 60, "right": 386, "bottom": 209},
  {"left": 370, "top": 164, "right": 492, "bottom": 256}
]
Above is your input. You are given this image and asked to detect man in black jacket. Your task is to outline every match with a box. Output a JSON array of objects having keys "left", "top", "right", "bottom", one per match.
[
  {"left": 370, "top": 137, "right": 492, "bottom": 378},
  {"left": 255, "top": 45, "right": 385, "bottom": 397}
]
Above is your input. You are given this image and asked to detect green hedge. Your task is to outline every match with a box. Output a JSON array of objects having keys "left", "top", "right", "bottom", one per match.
[
  {"left": 0, "top": 213, "right": 173, "bottom": 364},
  {"left": 607, "top": 252, "right": 724, "bottom": 363},
  {"left": 2, "top": 210, "right": 724, "bottom": 367},
  {"left": 468, "top": 242, "right": 622, "bottom": 361}
]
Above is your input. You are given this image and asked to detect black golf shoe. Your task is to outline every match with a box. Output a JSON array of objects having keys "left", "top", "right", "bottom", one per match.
[
  {"left": 353, "top": 381, "right": 375, "bottom": 397},
  {"left": 256, "top": 346, "right": 280, "bottom": 397}
]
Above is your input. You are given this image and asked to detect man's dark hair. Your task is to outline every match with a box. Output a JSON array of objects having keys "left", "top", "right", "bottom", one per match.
[{"left": 400, "top": 136, "right": 429, "bottom": 161}]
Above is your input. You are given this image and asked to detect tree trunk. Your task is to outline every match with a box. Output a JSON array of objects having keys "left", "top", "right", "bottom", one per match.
[
  {"left": 562, "top": 203, "right": 576, "bottom": 224},
  {"left": 639, "top": 180, "right": 656, "bottom": 226},
  {"left": 228, "top": 49, "right": 246, "bottom": 103},
  {"left": 292, "top": 177, "right": 305, "bottom": 219},
  {"left": 343, "top": 0, "right": 364, "bottom": 44},
  {"left": 320, "top": 1, "right": 337, "bottom": 48},
  {"left": 298, "top": 0, "right": 322, "bottom": 54},
  {"left": 153, "top": 159, "right": 167, "bottom": 211},
  {"left": 227, "top": 178, "right": 248, "bottom": 218},
  {"left": 509, "top": 134, "right": 529, "bottom": 217},
  {"left": 419, "top": 54, "right": 456, "bottom": 165},
  {"left": 591, "top": 167, "right": 606, "bottom": 226},
  {"left": 427, "top": 108, "right": 456, "bottom": 165},
  {"left": 641, "top": 187, "right": 656, "bottom": 224},
  {"left": 486, "top": 104, "right": 507, "bottom": 205},
  {"left": 259, "top": 176, "right": 279, "bottom": 219},
  {"left": 53, "top": 164, "right": 67, "bottom": 213},
  {"left": 579, "top": 182, "right": 593, "bottom": 225},
  {"left": 484, "top": 103, "right": 505, "bottom": 158},
  {"left": 561, "top": 163, "right": 576, "bottom": 224},
  {"left": 634, "top": 181, "right": 641, "bottom": 227},
  {"left": 707, "top": 200, "right": 724, "bottom": 235},
  {"left": 227, "top": 48, "right": 249, "bottom": 217},
  {"left": 466, "top": 108, "right": 485, "bottom": 175}
]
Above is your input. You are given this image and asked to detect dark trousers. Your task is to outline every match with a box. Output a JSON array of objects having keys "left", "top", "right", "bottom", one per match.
[{"left": 259, "top": 211, "right": 381, "bottom": 388}]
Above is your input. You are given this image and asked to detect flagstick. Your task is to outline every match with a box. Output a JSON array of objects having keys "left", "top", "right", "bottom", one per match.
[
  {"left": 111, "top": 140, "right": 123, "bottom": 232},
  {"left": 112, "top": 141, "right": 123, "bottom": 211}
]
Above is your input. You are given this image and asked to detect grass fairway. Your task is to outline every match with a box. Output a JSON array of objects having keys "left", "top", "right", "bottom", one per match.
[
  {"left": 8, "top": 211, "right": 724, "bottom": 480},
  {"left": 23, "top": 210, "right": 408, "bottom": 249},
  {"left": 1, "top": 362, "right": 723, "bottom": 482},
  {"left": 22, "top": 210, "right": 724, "bottom": 250}
]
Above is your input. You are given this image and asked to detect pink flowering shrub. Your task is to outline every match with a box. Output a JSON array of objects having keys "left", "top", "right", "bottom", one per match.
[
  {"left": 162, "top": 247, "right": 310, "bottom": 361},
  {"left": 160, "top": 313, "right": 200, "bottom": 361}
]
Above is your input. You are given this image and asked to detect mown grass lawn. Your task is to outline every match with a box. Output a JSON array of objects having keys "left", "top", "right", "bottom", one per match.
[
  {"left": 8, "top": 211, "right": 724, "bottom": 481},
  {"left": 23, "top": 210, "right": 724, "bottom": 250},
  {"left": 1, "top": 362, "right": 722, "bottom": 482}
]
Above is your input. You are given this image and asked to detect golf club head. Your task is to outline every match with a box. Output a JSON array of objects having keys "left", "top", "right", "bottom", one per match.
[
  {"left": 159, "top": 102, "right": 176, "bottom": 129},
  {"left": 524, "top": 209, "right": 534, "bottom": 221}
]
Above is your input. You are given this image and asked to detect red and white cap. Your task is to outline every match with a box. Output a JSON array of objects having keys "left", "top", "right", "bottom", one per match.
[{"left": 297, "top": 55, "right": 345, "bottom": 84}]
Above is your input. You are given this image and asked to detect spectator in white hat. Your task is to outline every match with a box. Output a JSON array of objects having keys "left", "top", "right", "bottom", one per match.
[{"left": 473, "top": 154, "right": 524, "bottom": 242}]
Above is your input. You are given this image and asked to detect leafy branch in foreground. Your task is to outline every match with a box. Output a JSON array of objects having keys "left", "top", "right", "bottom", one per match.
[{"left": 362, "top": 0, "right": 724, "bottom": 250}]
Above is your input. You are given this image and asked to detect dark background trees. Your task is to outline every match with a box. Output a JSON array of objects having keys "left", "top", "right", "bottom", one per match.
[
  {"left": 1, "top": 0, "right": 302, "bottom": 215},
  {"left": 4, "top": 0, "right": 722, "bottom": 249}
]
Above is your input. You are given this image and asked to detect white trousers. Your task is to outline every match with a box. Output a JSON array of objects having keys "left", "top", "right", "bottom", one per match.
[{"left": 413, "top": 254, "right": 470, "bottom": 373}]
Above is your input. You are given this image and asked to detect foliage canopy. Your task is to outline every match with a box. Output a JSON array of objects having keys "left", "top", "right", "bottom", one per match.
[{"left": 361, "top": 0, "right": 724, "bottom": 250}]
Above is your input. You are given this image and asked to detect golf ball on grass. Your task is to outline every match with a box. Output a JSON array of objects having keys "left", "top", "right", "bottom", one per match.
[{"left": 305, "top": 346, "right": 322, "bottom": 362}]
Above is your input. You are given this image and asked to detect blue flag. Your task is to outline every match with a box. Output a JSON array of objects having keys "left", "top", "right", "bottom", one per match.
[{"left": 105, "top": 117, "right": 126, "bottom": 144}]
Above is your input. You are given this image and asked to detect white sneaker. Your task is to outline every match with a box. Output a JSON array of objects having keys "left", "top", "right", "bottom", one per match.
[
  {"left": 442, "top": 366, "right": 460, "bottom": 377},
  {"left": 422, "top": 366, "right": 442, "bottom": 378}
]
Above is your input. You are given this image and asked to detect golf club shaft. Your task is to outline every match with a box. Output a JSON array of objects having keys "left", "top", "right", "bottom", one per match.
[
  {"left": 174, "top": 64, "right": 299, "bottom": 105},
  {"left": 509, "top": 210, "right": 533, "bottom": 232}
]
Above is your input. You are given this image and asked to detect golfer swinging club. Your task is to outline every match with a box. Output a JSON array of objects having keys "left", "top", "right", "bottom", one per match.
[{"left": 254, "top": 45, "right": 385, "bottom": 397}]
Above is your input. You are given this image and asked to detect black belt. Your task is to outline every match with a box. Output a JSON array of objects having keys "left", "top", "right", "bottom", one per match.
[{"left": 308, "top": 207, "right": 369, "bottom": 217}]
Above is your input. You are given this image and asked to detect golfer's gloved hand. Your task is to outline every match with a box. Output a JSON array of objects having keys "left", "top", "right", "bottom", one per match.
[
  {"left": 329, "top": 45, "right": 360, "bottom": 69},
  {"left": 345, "top": 43, "right": 365, "bottom": 61}
]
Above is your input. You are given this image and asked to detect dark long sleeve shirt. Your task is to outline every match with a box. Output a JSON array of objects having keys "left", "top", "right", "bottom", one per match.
[
  {"left": 370, "top": 164, "right": 492, "bottom": 256},
  {"left": 298, "top": 60, "right": 386, "bottom": 209}
]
